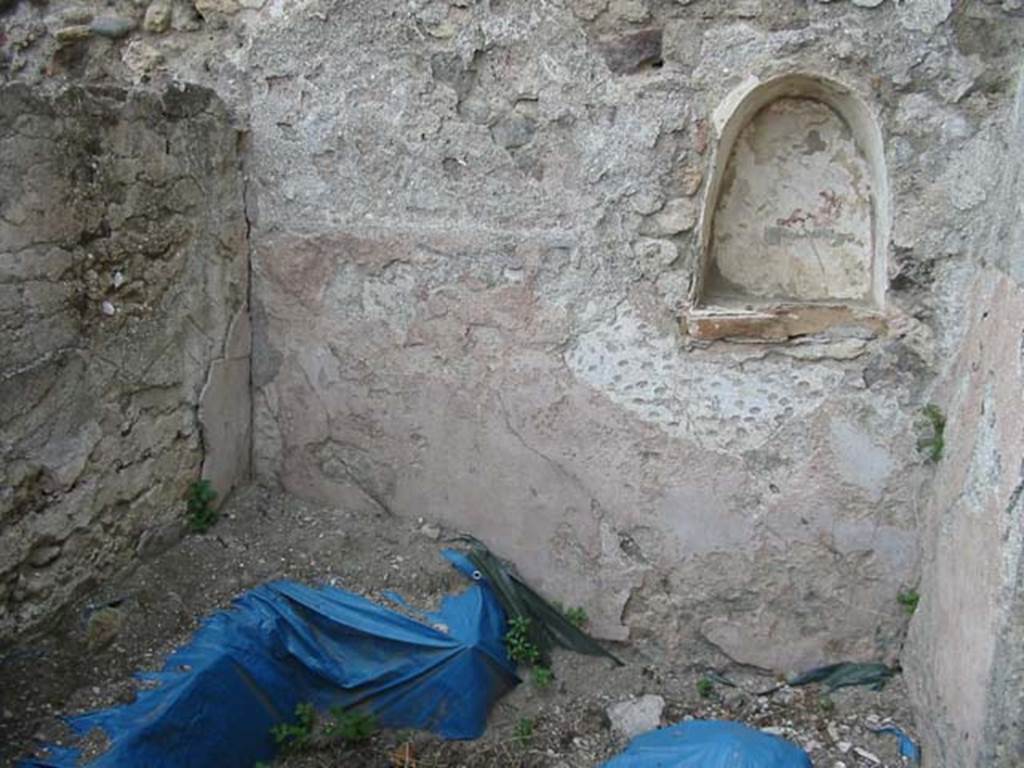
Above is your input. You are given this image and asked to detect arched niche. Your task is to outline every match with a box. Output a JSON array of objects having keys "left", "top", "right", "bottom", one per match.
[{"left": 687, "top": 74, "right": 889, "bottom": 341}]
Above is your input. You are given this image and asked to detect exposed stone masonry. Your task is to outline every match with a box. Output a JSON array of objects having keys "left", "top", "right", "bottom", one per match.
[{"left": 0, "top": 82, "right": 249, "bottom": 636}]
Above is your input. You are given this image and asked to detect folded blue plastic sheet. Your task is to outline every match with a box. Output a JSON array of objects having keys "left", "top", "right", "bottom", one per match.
[
  {"left": 602, "top": 719, "right": 813, "bottom": 768},
  {"left": 21, "top": 550, "right": 519, "bottom": 768},
  {"left": 870, "top": 724, "right": 922, "bottom": 763}
]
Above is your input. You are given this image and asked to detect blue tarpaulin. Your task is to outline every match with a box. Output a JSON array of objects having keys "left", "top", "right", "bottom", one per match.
[
  {"left": 602, "top": 720, "right": 812, "bottom": 768},
  {"left": 870, "top": 724, "right": 922, "bottom": 763},
  {"left": 21, "top": 550, "right": 519, "bottom": 768}
]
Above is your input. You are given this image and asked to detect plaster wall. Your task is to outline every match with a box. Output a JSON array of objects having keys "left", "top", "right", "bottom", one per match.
[
  {"left": 235, "top": 0, "right": 953, "bottom": 666},
  {"left": 904, "top": 66, "right": 1024, "bottom": 768}
]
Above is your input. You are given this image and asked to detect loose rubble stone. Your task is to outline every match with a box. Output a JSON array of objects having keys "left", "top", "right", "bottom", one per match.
[
  {"left": 606, "top": 694, "right": 665, "bottom": 739},
  {"left": 86, "top": 607, "right": 124, "bottom": 651},
  {"left": 634, "top": 237, "right": 678, "bottom": 268},
  {"left": 853, "top": 746, "right": 881, "bottom": 764},
  {"left": 630, "top": 188, "right": 666, "bottom": 215},
  {"left": 122, "top": 39, "right": 164, "bottom": 77},
  {"left": 680, "top": 166, "right": 703, "bottom": 196},
  {"left": 135, "top": 522, "right": 182, "bottom": 559},
  {"left": 419, "top": 522, "right": 442, "bottom": 540},
  {"left": 49, "top": 7, "right": 95, "bottom": 25}
]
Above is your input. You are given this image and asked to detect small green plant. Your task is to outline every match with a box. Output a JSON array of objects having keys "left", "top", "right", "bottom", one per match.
[
  {"left": 513, "top": 717, "right": 534, "bottom": 746},
  {"left": 271, "top": 702, "right": 316, "bottom": 754},
  {"left": 531, "top": 665, "right": 554, "bottom": 689},
  {"left": 505, "top": 615, "right": 541, "bottom": 665},
  {"left": 186, "top": 479, "right": 218, "bottom": 533},
  {"left": 324, "top": 707, "right": 376, "bottom": 744},
  {"left": 918, "top": 404, "right": 946, "bottom": 463},
  {"left": 564, "top": 606, "right": 589, "bottom": 627},
  {"left": 898, "top": 588, "right": 920, "bottom": 615},
  {"left": 696, "top": 676, "right": 714, "bottom": 699},
  {"left": 819, "top": 695, "right": 836, "bottom": 714}
]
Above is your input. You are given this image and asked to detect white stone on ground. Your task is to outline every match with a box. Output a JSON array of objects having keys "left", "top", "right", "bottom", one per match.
[{"left": 606, "top": 694, "right": 665, "bottom": 739}]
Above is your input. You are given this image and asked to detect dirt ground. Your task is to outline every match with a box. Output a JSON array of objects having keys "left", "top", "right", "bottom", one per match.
[{"left": 0, "top": 485, "right": 919, "bottom": 767}]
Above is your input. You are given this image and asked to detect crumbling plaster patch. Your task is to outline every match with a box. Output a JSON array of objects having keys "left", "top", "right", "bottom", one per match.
[
  {"left": 198, "top": 303, "right": 252, "bottom": 503},
  {"left": 567, "top": 305, "right": 853, "bottom": 452},
  {"left": 829, "top": 420, "right": 894, "bottom": 502}
]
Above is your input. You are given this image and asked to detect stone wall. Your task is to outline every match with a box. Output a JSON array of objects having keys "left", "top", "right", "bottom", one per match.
[
  {"left": 0, "top": 83, "right": 249, "bottom": 638},
  {"left": 2, "top": 1, "right": 1024, "bottom": 756},
  {"left": 904, "top": 65, "right": 1024, "bottom": 768},
  {"left": 237, "top": 0, "right": 1021, "bottom": 671}
]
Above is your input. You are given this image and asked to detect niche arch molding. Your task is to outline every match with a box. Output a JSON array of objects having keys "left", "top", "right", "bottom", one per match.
[{"left": 686, "top": 73, "right": 890, "bottom": 342}]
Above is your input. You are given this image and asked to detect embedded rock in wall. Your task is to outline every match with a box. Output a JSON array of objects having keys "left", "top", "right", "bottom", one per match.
[{"left": 0, "top": 83, "right": 249, "bottom": 638}]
